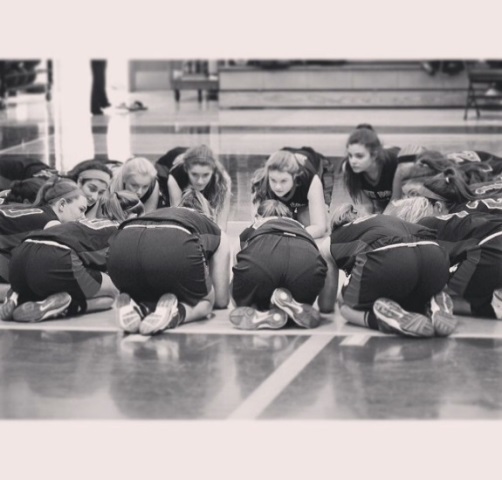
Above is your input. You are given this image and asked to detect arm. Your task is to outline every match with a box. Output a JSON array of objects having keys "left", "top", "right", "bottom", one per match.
[
  {"left": 305, "top": 175, "right": 328, "bottom": 238},
  {"left": 209, "top": 231, "right": 231, "bottom": 309},
  {"left": 167, "top": 175, "right": 183, "bottom": 207},
  {"left": 216, "top": 190, "right": 230, "bottom": 232},
  {"left": 391, "top": 162, "right": 418, "bottom": 201},
  {"left": 317, "top": 237, "right": 339, "bottom": 313}
]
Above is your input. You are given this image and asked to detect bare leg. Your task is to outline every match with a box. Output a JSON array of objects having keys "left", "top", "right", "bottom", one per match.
[
  {"left": 182, "top": 288, "right": 215, "bottom": 324},
  {"left": 340, "top": 303, "right": 369, "bottom": 328},
  {"left": 86, "top": 273, "right": 119, "bottom": 313}
]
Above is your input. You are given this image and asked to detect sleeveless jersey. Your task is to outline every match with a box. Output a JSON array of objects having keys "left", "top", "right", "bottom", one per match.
[
  {"left": 119, "top": 207, "right": 221, "bottom": 259},
  {"left": 24, "top": 218, "right": 119, "bottom": 270},
  {"left": 330, "top": 214, "right": 436, "bottom": 274},
  {"left": 0, "top": 204, "right": 58, "bottom": 255},
  {"left": 359, "top": 149, "right": 399, "bottom": 212},
  {"left": 240, "top": 217, "right": 317, "bottom": 250},
  {"left": 418, "top": 212, "right": 502, "bottom": 264}
]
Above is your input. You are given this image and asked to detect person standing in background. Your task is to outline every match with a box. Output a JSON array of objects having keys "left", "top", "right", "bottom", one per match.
[{"left": 91, "top": 60, "right": 111, "bottom": 115}]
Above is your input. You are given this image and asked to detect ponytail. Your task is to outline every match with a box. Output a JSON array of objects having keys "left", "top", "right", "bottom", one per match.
[{"left": 100, "top": 190, "right": 145, "bottom": 222}]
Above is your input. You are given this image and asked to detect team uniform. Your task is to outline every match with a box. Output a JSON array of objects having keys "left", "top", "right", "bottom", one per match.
[
  {"left": 358, "top": 148, "right": 400, "bottom": 213},
  {"left": 253, "top": 168, "right": 320, "bottom": 219},
  {"left": 232, "top": 218, "right": 327, "bottom": 310},
  {"left": 418, "top": 212, "right": 502, "bottom": 317},
  {"left": 0, "top": 204, "right": 58, "bottom": 281},
  {"left": 9, "top": 218, "right": 119, "bottom": 312},
  {"left": 329, "top": 214, "right": 450, "bottom": 314},
  {"left": 450, "top": 195, "right": 502, "bottom": 215},
  {"left": 107, "top": 207, "right": 221, "bottom": 306},
  {"left": 0, "top": 156, "right": 54, "bottom": 182}
]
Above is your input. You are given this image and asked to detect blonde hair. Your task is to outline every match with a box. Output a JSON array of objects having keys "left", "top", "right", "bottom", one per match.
[
  {"left": 100, "top": 190, "right": 145, "bottom": 222},
  {"left": 330, "top": 203, "right": 359, "bottom": 230},
  {"left": 256, "top": 199, "right": 293, "bottom": 218},
  {"left": 179, "top": 187, "right": 216, "bottom": 222},
  {"left": 385, "top": 197, "right": 434, "bottom": 223},
  {"left": 109, "top": 157, "right": 157, "bottom": 193}
]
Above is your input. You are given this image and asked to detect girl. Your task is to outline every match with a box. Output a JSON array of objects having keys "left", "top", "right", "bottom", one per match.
[
  {"left": 252, "top": 149, "right": 327, "bottom": 239},
  {"left": 230, "top": 199, "right": 327, "bottom": 330},
  {"left": 66, "top": 159, "right": 112, "bottom": 218},
  {"left": 109, "top": 156, "right": 167, "bottom": 213},
  {"left": 408, "top": 167, "right": 502, "bottom": 215},
  {"left": 167, "top": 145, "right": 231, "bottom": 231},
  {"left": 317, "top": 204, "right": 456, "bottom": 337},
  {"left": 2, "top": 191, "right": 144, "bottom": 323},
  {"left": 341, "top": 125, "right": 401, "bottom": 214},
  {"left": 107, "top": 188, "right": 231, "bottom": 336},
  {"left": 386, "top": 196, "right": 502, "bottom": 319},
  {"left": 0, "top": 177, "right": 46, "bottom": 205},
  {"left": 0, "top": 177, "right": 87, "bottom": 282}
]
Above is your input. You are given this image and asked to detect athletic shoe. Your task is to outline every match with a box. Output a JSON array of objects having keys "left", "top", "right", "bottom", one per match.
[
  {"left": 139, "top": 293, "right": 182, "bottom": 336},
  {"left": 116, "top": 293, "right": 144, "bottom": 333},
  {"left": 229, "top": 306, "right": 288, "bottom": 330},
  {"left": 12, "top": 292, "right": 72, "bottom": 323},
  {"left": 427, "top": 291, "right": 458, "bottom": 337},
  {"left": 373, "top": 298, "right": 434, "bottom": 338},
  {"left": 271, "top": 288, "right": 321, "bottom": 328},
  {"left": 0, "top": 289, "right": 18, "bottom": 322},
  {"left": 492, "top": 288, "right": 502, "bottom": 320}
]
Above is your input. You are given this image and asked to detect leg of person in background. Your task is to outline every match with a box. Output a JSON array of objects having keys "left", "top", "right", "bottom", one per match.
[{"left": 91, "top": 60, "right": 111, "bottom": 115}]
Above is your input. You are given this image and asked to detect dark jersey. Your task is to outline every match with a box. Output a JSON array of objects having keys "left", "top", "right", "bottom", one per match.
[
  {"left": 0, "top": 156, "right": 53, "bottom": 180},
  {"left": 169, "top": 163, "right": 219, "bottom": 207},
  {"left": 418, "top": 212, "right": 502, "bottom": 264},
  {"left": 0, "top": 204, "right": 58, "bottom": 255},
  {"left": 140, "top": 179, "right": 168, "bottom": 209},
  {"left": 359, "top": 149, "right": 399, "bottom": 212},
  {"left": 330, "top": 214, "right": 436, "bottom": 274},
  {"left": 239, "top": 217, "right": 317, "bottom": 250},
  {"left": 119, "top": 207, "right": 221, "bottom": 259},
  {"left": 451, "top": 196, "right": 502, "bottom": 215},
  {"left": 24, "top": 218, "right": 119, "bottom": 271}
]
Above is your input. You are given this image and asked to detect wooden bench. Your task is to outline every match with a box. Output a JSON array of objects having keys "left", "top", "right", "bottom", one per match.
[
  {"left": 171, "top": 74, "right": 219, "bottom": 102},
  {"left": 464, "top": 68, "right": 502, "bottom": 119}
]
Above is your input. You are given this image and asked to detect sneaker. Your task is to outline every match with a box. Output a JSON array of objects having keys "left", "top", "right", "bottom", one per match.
[
  {"left": 492, "top": 288, "right": 502, "bottom": 319},
  {"left": 427, "top": 291, "right": 457, "bottom": 337},
  {"left": 139, "top": 293, "right": 181, "bottom": 336},
  {"left": 271, "top": 288, "right": 321, "bottom": 328},
  {"left": 12, "top": 292, "right": 72, "bottom": 323},
  {"left": 229, "top": 306, "right": 288, "bottom": 330},
  {"left": 373, "top": 298, "right": 434, "bottom": 338},
  {"left": 116, "top": 293, "right": 144, "bottom": 333},
  {"left": 0, "top": 289, "right": 18, "bottom": 321}
]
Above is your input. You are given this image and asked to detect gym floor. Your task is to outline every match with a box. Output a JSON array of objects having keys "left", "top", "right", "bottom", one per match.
[
  {"left": 1, "top": 86, "right": 502, "bottom": 480},
  {"left": 1, "top": 90, "right": 502, "bottom": 421}
]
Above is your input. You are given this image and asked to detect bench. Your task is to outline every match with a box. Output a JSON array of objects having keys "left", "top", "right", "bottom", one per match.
[
  {"left": 171, "top": 74, "right": 219, "bottom": 102},
  {"left": 464, "top": 68, "right": 502, "bottom": 119}
]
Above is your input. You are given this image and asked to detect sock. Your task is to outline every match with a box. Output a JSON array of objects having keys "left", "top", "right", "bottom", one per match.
[
  {"left": 176, "top": 303, "right": 187, "bottom": 326},
  {"left": 364, "top": 310, "right": 380, "bottom": 331}
]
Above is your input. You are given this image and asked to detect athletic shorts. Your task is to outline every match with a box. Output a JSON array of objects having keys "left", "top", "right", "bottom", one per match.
[
  {"left": 106, "top": 224, "right": 211, "bottom": 306},
  {"left": 9, "top": 241, "right": 102, "bottom": 310},
  {"left": 232, "top": 233, "right": 327, "bottom": 310},
  {"left": 342, "top": 242, "right": 450, "bottom": 313},
  {"left": 448, "top": 234, "right": 502, "bottom": 318}
]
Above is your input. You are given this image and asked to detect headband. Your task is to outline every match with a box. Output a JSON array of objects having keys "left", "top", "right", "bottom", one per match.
[
  {"left": 78, "top": 169, "right": 111, "bottom": 185},
  {"left": 411, "top": 184, "right": 448, "bottom": 202}
]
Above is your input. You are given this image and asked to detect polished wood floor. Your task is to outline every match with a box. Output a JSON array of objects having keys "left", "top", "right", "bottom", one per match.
[{"left": 1, "top": 90, "right": 502, "bottom": 421}]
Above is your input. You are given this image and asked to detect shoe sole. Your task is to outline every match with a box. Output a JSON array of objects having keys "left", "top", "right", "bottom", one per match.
[
  {"left": 12, "top": 293, "right": 72, "bottom": 323},
  {"left": 373, "top": 299, "right": 434, "bottom": 338},
  {"left": 491, "top": 288, "right": 502, "bottom": 319},
  {"left": 116, "top": 293, "right": 142, "bottom": 333},
  {"left": 139, "top": 294, "right": 178, "bottom": 335},
  {"left": 271, "top": 288, "right": 321, "bottom": 329},
  {"left": 229, "top": 307, "right": 288, "bottom": 330},
  {"left": 430, "top": 292, "right": 457, "bottom": 337},
  {"left": 0, "top": 299, "right": 16, "bottom": 322}
]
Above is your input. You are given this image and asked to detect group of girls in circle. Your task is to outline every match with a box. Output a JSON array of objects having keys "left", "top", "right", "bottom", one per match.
[{"left": 0, "top": 124, "right": 501, "bottom": 338}]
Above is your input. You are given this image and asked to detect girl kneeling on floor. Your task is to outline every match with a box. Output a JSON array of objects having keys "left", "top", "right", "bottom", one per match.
[
  {"left": 107, "top": 187, "right": 231, "bottom": 336},
  {"left": 317, "top": 204, "right": 457, "bottom": 338},
  {"left": 386, "top": 196, "right": 502, "bottom": 320},
  {"left": 1, "top": 191, "right": 144, "bottom": 323},
  {"left": 231, "top": 199, "right": 327, "bottom": 330},
  {"left": 252, "top": 149, "right": 328, "bottom": 239}
]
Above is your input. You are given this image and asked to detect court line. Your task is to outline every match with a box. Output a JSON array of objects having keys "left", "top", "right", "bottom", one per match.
[
  {"left": 0, "top": 137, "right": 46, "bottom": 155},
  {"left": 227, "top": 334, "right": 335, "bottom": 420}
]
